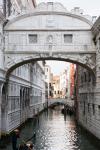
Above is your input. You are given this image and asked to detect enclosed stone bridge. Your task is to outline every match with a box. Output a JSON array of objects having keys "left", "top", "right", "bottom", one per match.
[
  {"left": 48, "top": 98, "right": 74, "bottom": 107},
  {"left": 4, "top": 2, "right": 96, "bottom": 78},
  {"left": 48, "top": 98, "right": 67, "bottom": 106}
]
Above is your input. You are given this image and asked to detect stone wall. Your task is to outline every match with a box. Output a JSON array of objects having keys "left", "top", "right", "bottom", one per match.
[
  {"left": 4, "top": 62, "right": 46, "bottom": 133},
  {"left": 77, "top": 66, "right": 98, "bottom": 137}
]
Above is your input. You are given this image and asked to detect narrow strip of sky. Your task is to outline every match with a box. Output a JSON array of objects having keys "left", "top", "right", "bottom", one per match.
[
  {"left": 37, "top": 0, "right": 100, "bottom": 16},
  {"left": 46, "top": 61, "right": 70, "bottom": 75}
]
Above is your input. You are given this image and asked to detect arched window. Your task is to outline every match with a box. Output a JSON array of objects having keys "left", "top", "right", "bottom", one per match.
[
  {"left": 88, "top": 72, "right": 91, "bottom": 82},
  {"left": 2, "top": 85, "right": 6, "bottom": 108},
  {"left": 84, "top": 72, "right": 87, "bottom": 82},
  {"left": 81, "top": 75, "right": 83, "bottom": 83}
]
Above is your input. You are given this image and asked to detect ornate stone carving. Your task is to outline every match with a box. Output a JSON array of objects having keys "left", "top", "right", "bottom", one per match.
[
  {"left": 81, "top": 54, "right": 96, "bottom": 69},
  {"left": 5, "top": 52, "right": 96, "bottom": 74},
  {"left": 47, "top": 35, "right": 53, "bottom": 44},
  {"left": 6, "top": 56, "right": 16, "bottom": 67}
]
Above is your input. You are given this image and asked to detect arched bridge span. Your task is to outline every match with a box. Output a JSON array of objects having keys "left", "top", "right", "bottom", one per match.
[
  {"left": 5, "top": 54, "right": 96, "bottom": 79},
  {"left": 4, "top": 2, "right": 96, "bottom": 78},
  {"left": 48, "top": 98, "right": 74, "bottom": 107}
]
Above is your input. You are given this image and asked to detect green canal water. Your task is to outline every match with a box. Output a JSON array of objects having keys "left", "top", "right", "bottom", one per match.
[{"left": 2, "top": 106, "right": 100, "bottom": 150}]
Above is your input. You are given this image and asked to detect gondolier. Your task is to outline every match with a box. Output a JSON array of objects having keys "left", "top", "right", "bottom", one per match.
[{"left": 12, "top": 129, "right": 20, "bottom": 150}]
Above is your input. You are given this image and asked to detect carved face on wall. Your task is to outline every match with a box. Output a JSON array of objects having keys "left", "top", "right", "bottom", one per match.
[{"left": 47, "top": 35, "right": 53, "bottom": 44}]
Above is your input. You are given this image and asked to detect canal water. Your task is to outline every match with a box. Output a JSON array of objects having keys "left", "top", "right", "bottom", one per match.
[{"left": 3, "top": 106, "right": 99, "bottom": 150}]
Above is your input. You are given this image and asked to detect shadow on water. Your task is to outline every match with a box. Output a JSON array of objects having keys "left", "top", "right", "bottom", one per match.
[{"left": 0, "top": 105, "right": 100, "bottom": 150}]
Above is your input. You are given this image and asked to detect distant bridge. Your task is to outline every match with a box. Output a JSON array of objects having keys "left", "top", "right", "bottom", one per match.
[{"left": 48, "top": 98, "right": 74, "bottom": 107}]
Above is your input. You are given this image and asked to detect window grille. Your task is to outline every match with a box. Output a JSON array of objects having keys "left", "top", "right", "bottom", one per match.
[
  {"left": 29, "top": 34, "right": 37, "bottom": 43},
  {"left": 64, "top": 34, "right": 73, "bottom": 43}
]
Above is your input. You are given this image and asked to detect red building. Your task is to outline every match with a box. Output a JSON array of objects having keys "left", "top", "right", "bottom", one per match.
[{"left": 70, "top": 64, "right": 75, "bottom": 99}]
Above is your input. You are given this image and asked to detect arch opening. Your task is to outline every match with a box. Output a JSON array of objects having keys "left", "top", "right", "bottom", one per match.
[{"left": 6, "top": 57, "right": 95, "bottom": 80}]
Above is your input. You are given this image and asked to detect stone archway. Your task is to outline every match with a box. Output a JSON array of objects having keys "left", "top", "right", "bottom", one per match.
[
  {"left": 20, "top": 87, "right": 25, "bottom": 123},
  {"left": 5, "top": 52, "right": 96, "bottom": 80},
  {"left": 20, "top": 87, "right": 30, "bottom": 123}
]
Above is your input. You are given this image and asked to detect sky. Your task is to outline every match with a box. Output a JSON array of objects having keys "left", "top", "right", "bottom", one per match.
[
  {"left": 37, "top": 0, "right": 100, "bottom": 75},
  {"left": 46, "top": 61, "right": 70, "bottom": 75},
  {"left": 37, "top": 0, "right": 100, "bottom": 17}
]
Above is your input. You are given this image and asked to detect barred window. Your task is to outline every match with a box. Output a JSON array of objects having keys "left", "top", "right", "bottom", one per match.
[
  {"left": 98, "top": 38, "right": 100, "bottom": 49},
  {"left": 64, "top": 34, "right": 73, "bottom": 43},
  {"left": 93, "top": 104, "right": 95, "bottom": 115},
  {"left": 88, "top": 103, "right": 90, "bottom": 113},
  {"left": 83, "top": 101, "right": 85, "bottom": 115},
  {"left": 98, "top": 105, "right": 100, "bottom": 116},
  {"left": 29, "top": 34, "right": 37, "bottom": 43}
]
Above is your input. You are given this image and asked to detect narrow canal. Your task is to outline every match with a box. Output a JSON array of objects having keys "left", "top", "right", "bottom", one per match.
[{"left": 4, "top": 106, "right": 99, "bottom": 150}]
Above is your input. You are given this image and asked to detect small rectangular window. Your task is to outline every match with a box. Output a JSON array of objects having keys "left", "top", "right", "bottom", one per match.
[
  {"left": 29, "top": 34, "right": 37, "bottom": 43},
  {"left": 88, "top": 103, "right": 90, "bottom": 113},
  {"left": 98, "top": 105, "right": 100, "bottom": 116},
  {"left": 64, "top": 34, "right": 73, "bottom": 43},
  {"left": 92, "top": 104, "right": 95, "bottom": 115},
  {"left": 99, "top": 38, "right": 100, "bottom": 49},
  {"left": 83, "top": 101, "right": 85, "bottom": 115}
]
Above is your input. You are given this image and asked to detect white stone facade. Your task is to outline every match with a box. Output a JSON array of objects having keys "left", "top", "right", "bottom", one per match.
[
  {"left": 45, "top": 65, "right": 53, "bottom": 98},
  {"left": 0, "top": 1, "right": 46, "bottom": 136},
  {"left": 77, "top": 66, "right": 96, "bottom": 135},
  {"left": 77, "top": 17, "right": 100, "bottom": 140},
  {"left": 0, "top": 0, "right": 36, "bottom": 17},
  {"left": 0, "top": 10, "right": 6, "bottom": 137},
  {"left": 60, "top": 69, "right": 68, "bottom": 98},
  {"left": 0, "top": 1, "right": 100, "bottom": 141},
  {"left": 0, "top": 14, "right": 45, "bottom": 137},
  {"left": 9, "top": 0, "right": 36, "bottom": 17},
  {"left": 0, "top": 61, "right": 46, "bottom": 134}
]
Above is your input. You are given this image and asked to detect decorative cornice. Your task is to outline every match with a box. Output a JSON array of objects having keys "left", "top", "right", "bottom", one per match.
[
  {"left": 4, "top": 28, "right": 91, "bottom": 32},
  {"left": 5, "top": 50, "right": 96, "bottom": 54}
]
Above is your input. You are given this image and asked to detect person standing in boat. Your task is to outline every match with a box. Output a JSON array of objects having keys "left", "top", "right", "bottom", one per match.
[{"left": 12, "top": 129, "right": 20, "bottom": 150}]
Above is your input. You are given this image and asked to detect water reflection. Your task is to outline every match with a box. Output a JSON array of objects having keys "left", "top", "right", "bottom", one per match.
[
  {"left": 34, "top": 107, "right": 98, "bottom": 150},
  {"left": 4, "top": 106, "right": 99, "bottom": 150}
]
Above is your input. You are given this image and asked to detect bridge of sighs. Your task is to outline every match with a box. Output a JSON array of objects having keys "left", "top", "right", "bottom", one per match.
[{"left": 4, "top": 2, "right": 96, "bottom": 78}]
